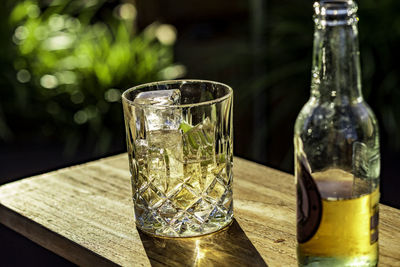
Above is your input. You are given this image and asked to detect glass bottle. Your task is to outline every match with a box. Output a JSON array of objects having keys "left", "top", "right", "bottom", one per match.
[{"left": 294, "top": 1, "right": 380, "bottom": 266}]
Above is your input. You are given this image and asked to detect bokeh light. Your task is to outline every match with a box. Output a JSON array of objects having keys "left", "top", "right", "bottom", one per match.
[
  {"left": 74, "top": 110, "right": 88, "bottom": 124},
  {"left": 118, "top": 3, "right": 137, "bottom": 20},
  {"left": 104, "top": 89, "right": 121, "bottom": 102},
  {"left": 16, "top": 69, "right": 31, "bottom": 83},
  {"left": 155, "top": 24, "right": 177, "bottom": 45},
  {"left": 40, "top": 74, "right": 58, "bottom": 89}
]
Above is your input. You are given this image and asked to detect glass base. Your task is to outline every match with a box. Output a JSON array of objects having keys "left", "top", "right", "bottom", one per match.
[
  {"left": 137, "top": 217, "right": 233, "bottom": 239},
  {"left": 135, "top": 209, "right": 233, "bottom": 238}
]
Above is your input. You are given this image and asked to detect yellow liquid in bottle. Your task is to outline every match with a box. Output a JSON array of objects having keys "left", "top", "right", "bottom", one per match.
[{"left": 298, "top": 169, "right": 379, "bottom": 266}]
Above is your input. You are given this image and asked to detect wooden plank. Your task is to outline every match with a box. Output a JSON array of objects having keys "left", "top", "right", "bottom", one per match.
[{"left": 0, "top": 154, "right": 399, "bottom": 266}]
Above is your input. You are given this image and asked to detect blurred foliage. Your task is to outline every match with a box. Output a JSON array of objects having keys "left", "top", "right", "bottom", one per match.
[
  {"left": 1, "top": 0, "right": 399, "bottom": 167},
  {"left": 0, "top": 0, "right": 184, "bottom": 154}
]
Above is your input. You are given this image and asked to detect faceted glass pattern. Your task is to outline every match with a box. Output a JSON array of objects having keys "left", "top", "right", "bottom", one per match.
[{"left": 122, "top": 80, "right": 233, "bottom": 237}]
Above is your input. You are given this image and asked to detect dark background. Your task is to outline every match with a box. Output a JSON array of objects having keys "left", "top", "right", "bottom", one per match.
[{"left": 1, "top": 0, "right": 399, "bottom": 265}]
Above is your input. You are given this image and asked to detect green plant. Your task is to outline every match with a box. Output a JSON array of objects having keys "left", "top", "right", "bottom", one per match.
[{"left": 1, "top": 0, "right": 185, "bottom": 154}]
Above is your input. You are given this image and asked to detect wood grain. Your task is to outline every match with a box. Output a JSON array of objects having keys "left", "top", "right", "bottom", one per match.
[{"left": 0, "top": 154, "right": 399, "bottom": 266}]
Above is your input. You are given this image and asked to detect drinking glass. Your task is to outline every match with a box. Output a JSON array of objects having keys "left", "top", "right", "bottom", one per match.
[{"left": 122, "top": 80, "right": 233, "bottom": 237}]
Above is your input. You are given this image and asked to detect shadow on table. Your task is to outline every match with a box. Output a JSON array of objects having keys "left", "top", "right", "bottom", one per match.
[{"left": 137, "top": 219, "right": 268, "bottom": 266}]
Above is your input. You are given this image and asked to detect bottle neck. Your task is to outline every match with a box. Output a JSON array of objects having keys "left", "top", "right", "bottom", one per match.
[{"left": 311, "top": 0, "right": 363, "bottom": 104}]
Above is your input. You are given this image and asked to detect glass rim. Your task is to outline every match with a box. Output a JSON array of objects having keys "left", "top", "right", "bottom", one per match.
[{"left": 121, "top": 79, "right": 233, "bottom": 108}]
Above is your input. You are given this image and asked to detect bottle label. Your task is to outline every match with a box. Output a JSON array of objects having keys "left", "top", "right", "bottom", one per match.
[
  {"left": 296, "top": 156, "right": 322, "bottom": 243},
  {"left": 370, "top": 203, "right": 379, "bottom": 244}
]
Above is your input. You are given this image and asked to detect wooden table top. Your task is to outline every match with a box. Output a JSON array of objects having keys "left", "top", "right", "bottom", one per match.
[{"left": 0, "top": 154, "right": 399, "bottom": 266}]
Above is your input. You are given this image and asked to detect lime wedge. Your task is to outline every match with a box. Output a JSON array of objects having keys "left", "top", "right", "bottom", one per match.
[
  {"left": 179, "top": 121, "right": 192, "bottom": 133},
  {"left": 179, "top": 121, "right": 199, "bottom": 149}
]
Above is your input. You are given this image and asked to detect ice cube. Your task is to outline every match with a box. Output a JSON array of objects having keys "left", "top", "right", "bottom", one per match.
[
  {"left": 135, "top": 139, "right": 148, "bottom": 162},
  {"left": 146, "top": 130, "right": 184, "bottom": 194},
  {"left": 133, "top": 89, "right": 181, "bottom": 131},
  {"left": 134, "top": 89, "right": 180, "bottom": 105}
]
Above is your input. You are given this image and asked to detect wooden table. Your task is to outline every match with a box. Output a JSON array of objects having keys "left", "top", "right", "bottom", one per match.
[{"left": 0, "top": 154, "right": 399, "bottom": 266}]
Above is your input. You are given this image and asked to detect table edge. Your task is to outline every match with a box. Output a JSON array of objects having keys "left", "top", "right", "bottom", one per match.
[{"left": 0, "top": 203, "right": 119, "bottom": 267}]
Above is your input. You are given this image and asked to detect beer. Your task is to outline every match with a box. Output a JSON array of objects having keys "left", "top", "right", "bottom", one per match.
[
  {"left": 297, "top": 168, "right": 379, "bottom": 266},
  {"left": 294, "top": 1, "right": 380, "bottom": 266}
]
